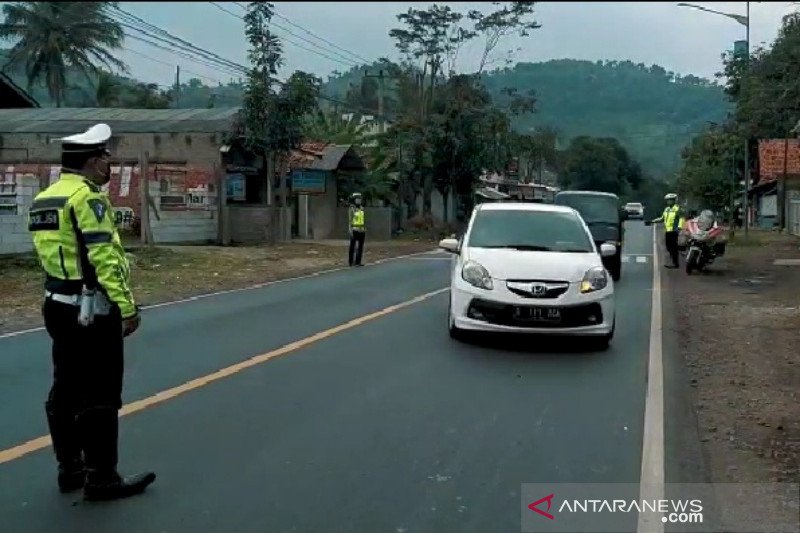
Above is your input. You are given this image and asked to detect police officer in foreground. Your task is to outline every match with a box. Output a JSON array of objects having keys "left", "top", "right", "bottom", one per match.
[
  {"left": 650, "top": 192, "right": 685, "bottom": 269},
  {"left": 348, "top": 192, "right": 366, "bottom": 267},
  {"left": 28, "top": 124, "right": 156, "bottom": 501}
]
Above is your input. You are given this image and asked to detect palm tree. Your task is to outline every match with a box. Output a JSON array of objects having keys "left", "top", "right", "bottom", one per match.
[
  {"left": 0, "top": 1, "right": 126, "bottom": 107},
  {"left": 303, "top": 110, "right": 375, "bottom": 146}
]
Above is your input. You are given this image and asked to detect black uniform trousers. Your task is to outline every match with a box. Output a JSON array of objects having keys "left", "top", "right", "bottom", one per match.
[
  {"left": 664, "top": 231, "right": 680, "bottom": 267},
  {"left": 43, "top": 298, "right": 124, "bottom": 479},
  {"left": 349, "top": 230, "right": 365, "bottom": 266}
]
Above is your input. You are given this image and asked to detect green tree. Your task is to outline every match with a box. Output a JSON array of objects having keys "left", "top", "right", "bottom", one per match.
[
  {"left": 0, "top": 1, "right": 125, "bottom": 107},
  {"left": 676, "top": 127, "right": 739, "bottom": 214},
  {"left": 303, "top": 111, "right": 374, "bottom": 146},
  {"left": 124, "top": 82, "right": 170, "bottom": 109},
  {"left": 469, "top": 1, "right": 540, "bottom": 74},
  {"left": 237, "top": 2, "right": 320, "bottom": 208},
  {"left": 559, "top": 136, "right": 642, "bottom": 195}
]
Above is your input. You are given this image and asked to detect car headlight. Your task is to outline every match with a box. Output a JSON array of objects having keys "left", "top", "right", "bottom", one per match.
[
  {"left": 580, "top": 266, "right": 608, "bottom": 293},
  {"left": 462, "top": 260, "right": 494, "bottom": 290}
]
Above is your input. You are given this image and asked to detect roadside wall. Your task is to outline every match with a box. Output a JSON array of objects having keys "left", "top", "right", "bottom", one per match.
[
  {"left": 0, "top": 170, "right": 38, "bottom": 255},
  {"left": 228, "top": 205, "right": 278, "bottom": 244},
  {"left": 0, "top": 163, "right": 219, "bottom": 253}
]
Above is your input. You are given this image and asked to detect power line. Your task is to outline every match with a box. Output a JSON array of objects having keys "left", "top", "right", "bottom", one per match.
[
  {"left": 123, "top": 32, "right": 244, "bottom": 78},
  {"left": 107, "top": 5, "right": 248, "bottom": 75},
  {"left": 122, "top": 47, "right": 224, "bottom": 85},
  {"left": 233, "top": 1, "right": 373, "bottom": 65},
  {"left": 208, "top": 2, "right": 361, "bottom": 69},
  {"left": 106, "top": 6, "right": 387, "bottom": 117}
]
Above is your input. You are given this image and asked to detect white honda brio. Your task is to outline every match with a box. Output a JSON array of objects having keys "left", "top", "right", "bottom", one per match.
[{"left": 440, "top": 202, "right": 616, "bottom": 350}]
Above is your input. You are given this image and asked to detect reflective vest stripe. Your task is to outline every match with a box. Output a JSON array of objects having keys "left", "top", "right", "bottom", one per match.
[
  {"left": 351, "top": 209, "right": 365, "bottom": 228},
  {"left": 663, "top": 206, "right": 682, "bottom": 232}
]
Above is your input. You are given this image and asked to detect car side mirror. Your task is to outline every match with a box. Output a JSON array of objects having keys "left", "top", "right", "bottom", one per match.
[
  {"left": 600, "top": 243, "right": 617, "bottom": 257},
  {"left": 439, "top": 238, "right": 460, "bottom": 254}
]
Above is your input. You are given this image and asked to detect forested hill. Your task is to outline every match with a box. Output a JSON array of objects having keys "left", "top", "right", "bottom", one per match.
[
  {"left": 323, "top": 59, "right": 731, "bottom": 179},
  {"left": 3, "top": 49, "right": 729, "bottom": 179}
]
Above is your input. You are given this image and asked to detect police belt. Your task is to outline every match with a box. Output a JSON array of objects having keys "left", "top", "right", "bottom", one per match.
[{"left": 45, "top": 290, "right": 113, "bottom": 316}]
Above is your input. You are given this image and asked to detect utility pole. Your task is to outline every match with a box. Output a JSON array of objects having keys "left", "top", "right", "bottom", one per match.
[
  {"left": 743, "top": 1, "right": 751, "bottom": 236},
  {"left": 364, "top": 69, "right": 400, "bottom": 133},
  {"left": 175, "top": 65, "right": 181, "bottom": 108}
]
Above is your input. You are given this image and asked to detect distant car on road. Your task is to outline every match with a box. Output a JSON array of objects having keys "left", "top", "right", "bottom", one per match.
[
  {"left": 553, "top": 190, "right": 625, "bottom": 281},
  {"left": 438, "top": 202, "right": 616, "bottom": 350},
  {"left": 624, "top": 202, "right": 644, "bottom": 219}
]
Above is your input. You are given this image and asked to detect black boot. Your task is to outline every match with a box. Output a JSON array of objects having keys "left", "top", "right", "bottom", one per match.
[
  {"left": 78, "top": 407, "right": 156, "bottom": 502},
  {"left": 45, "top": 401, "right": 85, "bottom": 493}
]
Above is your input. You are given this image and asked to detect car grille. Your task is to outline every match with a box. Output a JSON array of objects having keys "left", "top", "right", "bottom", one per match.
[
  {"left": 467, "top": 299, "right": 604, "bottom": 329},
  {"left": 506, "top": 280, "right": 569, "bottom": 299}
]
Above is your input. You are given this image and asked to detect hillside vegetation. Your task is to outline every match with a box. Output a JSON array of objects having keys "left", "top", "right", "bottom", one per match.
[
  {"left": 324, "top": 59, "right": 731, "bottom": 179},
  {"left": 3, "top": 49, "right": 729, "bottom": 179}
]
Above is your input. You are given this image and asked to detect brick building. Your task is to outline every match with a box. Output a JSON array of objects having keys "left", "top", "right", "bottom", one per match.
[
  {"left": 756, "top": 139, "right": 800, "bottom": 235},
  {"left": 0, "top": 108, "right": 240, "bottom": 253}
]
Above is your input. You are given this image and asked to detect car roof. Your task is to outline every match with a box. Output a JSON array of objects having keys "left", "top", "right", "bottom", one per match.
[
  {"left": 476, "top": 202, "right": 578, "bottom": 215},
  {"left": 555, "top": 190, "right": 620, "bottom": 199}
]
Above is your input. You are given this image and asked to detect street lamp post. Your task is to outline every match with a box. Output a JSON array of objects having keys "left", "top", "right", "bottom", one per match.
[{"left": 677, "top": 2, "right": 751, "bottom": 234}]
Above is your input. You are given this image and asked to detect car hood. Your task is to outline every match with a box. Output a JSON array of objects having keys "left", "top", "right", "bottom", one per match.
[{"left": 464, "top": 247, "right": 604, "bottom": 282}]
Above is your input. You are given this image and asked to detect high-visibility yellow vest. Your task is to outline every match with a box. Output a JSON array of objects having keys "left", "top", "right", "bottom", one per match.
[
  {"left": 351, "top": 208, "right": 365, "bottom": 229},
  {"left": 662, "top": 205, "right": 684, "bottom": 232},
  {"left": 28, "top": 173, "right": 136, "bottom": 318}
]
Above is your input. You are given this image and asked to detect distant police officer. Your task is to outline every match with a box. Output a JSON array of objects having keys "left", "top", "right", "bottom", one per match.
[
  {"left": 348, "top": 192, "right": 366, "bottom": 267},
  {"left": 650, "top": 192, "right": 685, "bottom": 269},
  {"left": 28, "top": 124, "right": 155, "bottom": 501}
]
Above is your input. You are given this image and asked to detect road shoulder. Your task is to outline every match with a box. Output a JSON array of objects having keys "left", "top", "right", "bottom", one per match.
[
  {"left": 0, "top": 240, "right": 436, "bottom": 335},
  {"left": 668, "top": 230, "right": 800, "bottom": 523}
]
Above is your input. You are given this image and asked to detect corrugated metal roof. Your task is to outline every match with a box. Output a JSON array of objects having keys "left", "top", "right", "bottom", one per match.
[
  {"left": 285, "top": 142, "right": 363, "bottom": 172},
  {"left": 314, "top": 145, "right": 351, "bottom": 171},
  {"left": 0, "top": 107, "right": 240, "bottom": 133}
]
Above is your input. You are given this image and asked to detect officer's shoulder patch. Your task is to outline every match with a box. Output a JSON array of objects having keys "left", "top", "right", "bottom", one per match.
[{"left": 87, "top": 198, "right": 107, "bottom": 223}]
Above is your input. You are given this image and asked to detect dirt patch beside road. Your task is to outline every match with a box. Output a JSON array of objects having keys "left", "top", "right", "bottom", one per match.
[
  {"left": 0, "top": 240, "right": 436, "bottom": 335},
  {"left": 669, "top": 229, "right": 799, "bottom": 520}
]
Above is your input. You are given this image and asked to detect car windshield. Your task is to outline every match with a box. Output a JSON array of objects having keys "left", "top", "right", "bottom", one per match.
[
  {"left": 556, "top": 194, "right": 620, "bottom": 225},
  {"left": 467, "top": 209, "right": 594, "bottom": 252}
]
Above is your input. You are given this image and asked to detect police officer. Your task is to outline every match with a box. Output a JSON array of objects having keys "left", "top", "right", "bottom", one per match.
[
  {"left": 650, "top": 192, "right": 685, "bottom": 269},
  {"left": 348, "top": 192, "right": 366, "bottom": 267},
  {"left": 28, "top": 124, "right": 155, "bottom": 501}
]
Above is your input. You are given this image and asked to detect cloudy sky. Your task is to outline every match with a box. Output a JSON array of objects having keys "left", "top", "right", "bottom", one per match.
[{"left": 10, "top": 2, "right": 799, "bottom": 87}]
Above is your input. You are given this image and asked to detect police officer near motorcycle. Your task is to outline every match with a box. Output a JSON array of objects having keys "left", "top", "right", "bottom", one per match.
[
  {"left": 650, "top": 192, "right": 685, "bottom": 269},
  {"left": 28, "top": 124, "right": 156, "bottom": 501}
]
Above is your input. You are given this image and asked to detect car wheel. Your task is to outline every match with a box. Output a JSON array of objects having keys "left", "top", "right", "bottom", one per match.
[
  {"left": 610, "top": 254, "right": 622, "bottom": 282},
  {"left": 590, "top": 321, "right": 614, "bottom": 351},
  {"left": 448, "top": 299, "right": 465, "bottom": 341}
]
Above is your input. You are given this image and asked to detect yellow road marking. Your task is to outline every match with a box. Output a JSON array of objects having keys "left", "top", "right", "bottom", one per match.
[{"left": 0, "top": 288, "right": 448, "bottom": 466}]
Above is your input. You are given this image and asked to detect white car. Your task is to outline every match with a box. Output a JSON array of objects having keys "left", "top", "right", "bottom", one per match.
[
  {"left": 624, "top": 202, "right": 644, "bottom": 219},
  {"left": 439, "top": 202, "right": 616, "bottom": 350}
]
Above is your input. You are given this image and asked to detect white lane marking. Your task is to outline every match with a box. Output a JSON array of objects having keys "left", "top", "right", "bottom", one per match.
[
  {"left": 0, "top": 249, "right": 437, "bottom": 340},
  {"left": 637, "top": 225, "right": 665, "bottom": 533},
  {"left": 622, "top": 256, "right": 630, "bottom": 263},
  {"left": 636, "top": 256, "right": 648, "bottom": 264}
]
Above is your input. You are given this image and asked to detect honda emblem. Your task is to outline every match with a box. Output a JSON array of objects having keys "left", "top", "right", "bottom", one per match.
[{"left": 530, "top": 283, "right": 547, "bottom": 296}]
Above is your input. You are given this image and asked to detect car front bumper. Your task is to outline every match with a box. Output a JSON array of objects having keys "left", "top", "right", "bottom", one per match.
[{"left": 451, "top": 278, "right": 615, "bottom": 336}]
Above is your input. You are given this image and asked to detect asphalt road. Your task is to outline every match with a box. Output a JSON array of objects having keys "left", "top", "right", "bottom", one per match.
[{"left": 0, "top": 221, "right": 658, "bottom": 533}]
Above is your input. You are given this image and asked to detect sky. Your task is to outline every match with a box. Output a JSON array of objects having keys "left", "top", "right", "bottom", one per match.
[
  {"left": 114, "top": 1, "right": 798, "bottom": 89},
  {"left": 3, "top": 2, "right": 798, "bottom": 87}
]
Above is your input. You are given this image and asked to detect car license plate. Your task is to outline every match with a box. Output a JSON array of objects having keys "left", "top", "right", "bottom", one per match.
[{"left": 512, "top": 307, "right": 561, "bottom": 322}]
